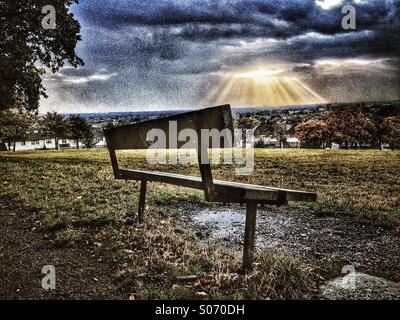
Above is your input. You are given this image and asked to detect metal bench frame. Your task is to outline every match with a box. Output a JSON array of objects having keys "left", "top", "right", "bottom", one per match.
[{"left": 105, "top": 105, "right": 317, "bottom": 269}]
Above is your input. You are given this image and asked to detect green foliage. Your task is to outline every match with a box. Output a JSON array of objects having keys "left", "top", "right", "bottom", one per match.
[
  {"left": 0, "top": 109, "right": 37, "bottom": 151},
  {"left": 236, "top": 116, "right": 261, "bottom": 130},
  {"left": 254, "top": 139, "right": 268, "bottom": 148},
  {"left": 0, "top": 0, "right": 84, "bottom": 112},
  {"left": 40, "top": 112, "right": 67, "bottom": 149},
  {"left": 66, "top": 115, "right": 93, "bottom": 149}
]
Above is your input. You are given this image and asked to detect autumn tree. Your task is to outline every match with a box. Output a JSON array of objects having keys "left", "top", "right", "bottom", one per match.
[
  {"left": 325, "top": 106, "right": 373, "bottom": 148},
  {"left": 366, "top": 104, "right": 400, "bottom": 150},
  {"left": 40, "top": 112, "right": 66, "bottom": 150},
  {"left": 0, "top": 0, "right": 84, "bottom": 112},
  {"left": 295, "top": 119, "right": 329, "bottom": 148},
  {"left": 382, "top": 116, "right": 400, "bottom": 150}
]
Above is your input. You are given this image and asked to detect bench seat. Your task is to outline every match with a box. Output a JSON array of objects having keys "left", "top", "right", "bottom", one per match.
[
  {"left": 118, "top": 169, "right": 316, "bottom": 204},
  {"left": 105, "top": 105, "right": 317, "bottom": 269}
]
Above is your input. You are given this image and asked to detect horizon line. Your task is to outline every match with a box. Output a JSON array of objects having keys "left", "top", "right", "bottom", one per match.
[{"left": 39, "top": 99, "right": 400, "bottom": 116}]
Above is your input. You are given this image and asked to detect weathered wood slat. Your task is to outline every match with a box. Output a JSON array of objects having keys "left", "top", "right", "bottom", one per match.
[
  {"left": 118, "top": 169, "right": 316, "bottom": 203},
  {"left": 119, "top": 169, "right": 204, "bottom": 189},
  {"left": 104, "top": 105, "right": 233, "bottom": 150}
]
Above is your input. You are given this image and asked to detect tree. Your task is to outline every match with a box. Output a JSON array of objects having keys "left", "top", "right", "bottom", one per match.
[
  {"left": 40, "top": 112, "right": 66, "bottom": 150},
  {"left": 236, "top": 116, "right": 261, "bottom": 148},
  {"left": 272, "top": 123, "right": 287, "bottom": 148},
  {"left": 382, "top": 116, "right": 400, "bottom": 150},
  {"left": 82, "top": 126, "right": 95, "bottom": 148},
  {"left": 66, "top": 115, "right": 92, "bottom": 149},
  {"left": 366, "top": 105, "right": 400, "bottom": 150},
  {"left": 0, "top": 1, "right": 84, "bottom": 113},
  {"left": 0, "top": 109, "right": 37, "bottom": 151},
  {"left": 236, "top": 116, "right": 261, "bottom": 130},
  {"left": 325, "top": 106, "right": 373, "bottom": 148},
  {"left": 295, "top": 119, "right": 329, "bottom": 148}
]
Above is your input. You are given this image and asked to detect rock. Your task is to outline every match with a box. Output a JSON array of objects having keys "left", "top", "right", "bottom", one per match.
[{"left": 321, "top": 273, "right": 400, "bottom": 300}]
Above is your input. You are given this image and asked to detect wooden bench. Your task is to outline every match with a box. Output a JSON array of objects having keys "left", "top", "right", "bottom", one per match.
[{"left": 104, "top": 105, "right": 317, "bottom": 270}]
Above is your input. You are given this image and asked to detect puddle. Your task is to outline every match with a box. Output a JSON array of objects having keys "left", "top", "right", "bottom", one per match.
[
  {"left": 184, "top": 204, "right": 400, "bottom": 285},
  {"left": 192, "top": 209, "right": 245, "bottom": 241},
  {"left": 190, "top": 207, "right": 294, "bottom": 248},
  {"left": 191, "top": 207, "right": 400, "bottom": 299}
]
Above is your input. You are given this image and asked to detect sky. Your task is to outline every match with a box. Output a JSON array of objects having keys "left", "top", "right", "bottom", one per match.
[{"left": 40, "top": 0, "right": 400, "bottom": 113}]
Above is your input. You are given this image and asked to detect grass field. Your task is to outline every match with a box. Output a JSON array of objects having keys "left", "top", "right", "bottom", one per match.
[{"left": 1, "top": 148, "right": 399, "bottom": 299}]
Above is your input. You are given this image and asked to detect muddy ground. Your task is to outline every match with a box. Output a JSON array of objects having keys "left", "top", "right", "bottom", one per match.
[
  {"left": 2, "top": 200, "right": 399, "bottom": 299},
  {"left": 0, "top": 205, "right": 122, "bottom": 300},
  {"left": 179, "top": 203, "right": 400, "bottom": 299}
]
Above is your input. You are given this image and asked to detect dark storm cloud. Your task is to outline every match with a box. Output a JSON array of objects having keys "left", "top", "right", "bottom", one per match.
[
  {"left": 77, "top": 0, "right": 398, "bottom": 36},
  {"left": 74, "top": 0, "right": 399, "bottom": 69},
  {"left": 41, "top": 0, "right": 400, "bottom": 112}
]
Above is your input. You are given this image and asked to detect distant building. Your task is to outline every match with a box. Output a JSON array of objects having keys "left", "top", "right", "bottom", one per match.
[
  {"left": 95, "top": 137, "right": 107, "bottom": 148},
  {"left": 254, "top": 122, "right": 300, "bottom": 148},
  {"left": 4, "top": 133, "right": 82, "bottom": 151},
  {"left": 286, "top": 137, "right": 300, "bottom": 148}
]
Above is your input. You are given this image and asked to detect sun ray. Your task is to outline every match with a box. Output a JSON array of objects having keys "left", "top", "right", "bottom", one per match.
[{"left": 208, "top": 65, "right": 326, "bottom": 107}]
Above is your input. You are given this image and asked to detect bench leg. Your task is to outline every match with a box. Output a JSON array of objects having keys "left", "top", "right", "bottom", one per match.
[
  {"left": 243, "top": 201, "right": 257, "bottom": 271},
  {"left": 138, "top": 180, "right": 147, "bottom": 224}
]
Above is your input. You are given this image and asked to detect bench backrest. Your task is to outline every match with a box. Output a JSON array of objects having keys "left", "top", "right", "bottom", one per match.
[{"left": 104, "top": 104, "right": 234, "bottom": 201}]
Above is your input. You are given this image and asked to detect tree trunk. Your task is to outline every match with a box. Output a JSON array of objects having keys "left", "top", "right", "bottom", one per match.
[
  {"left": 12, "top": 131, "right": 16, "bottom": 152},
  {"left": 55, "top": 137, "right": 59, "bottom": 150},
  {"left": 76, "top": 139, "right": 79, "bottom": 149}
]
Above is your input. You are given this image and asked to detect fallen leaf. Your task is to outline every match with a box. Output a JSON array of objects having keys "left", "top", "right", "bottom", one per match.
[{"left": 195, "top": 291, "right": 208, "bottom": 297}]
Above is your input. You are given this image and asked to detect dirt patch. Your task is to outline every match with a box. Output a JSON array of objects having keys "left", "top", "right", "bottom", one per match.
[
  {"left": 180, "top": 203, "right": 400, "bottom": 295},
  {"left": 0, "top": 205, "right": 123, "bottom": 299}
]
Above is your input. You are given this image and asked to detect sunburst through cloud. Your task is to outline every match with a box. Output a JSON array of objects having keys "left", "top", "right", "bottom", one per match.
[{"left": 205, "top": 65, "right": 327, "bottom": 107}]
